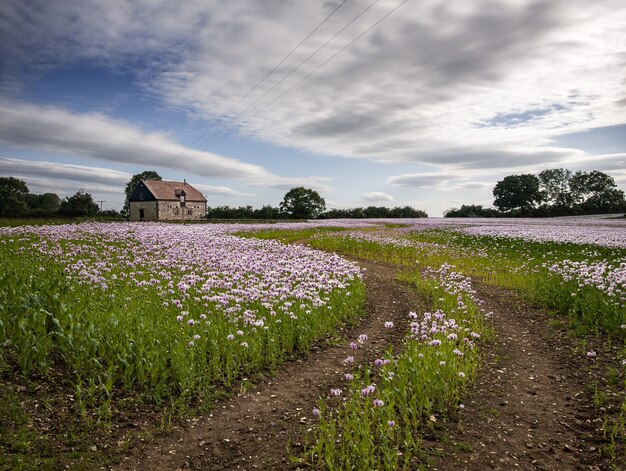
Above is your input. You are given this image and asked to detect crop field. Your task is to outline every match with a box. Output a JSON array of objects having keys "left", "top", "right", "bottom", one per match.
[
  {"left": 243, "top": 217, "right": 626, "bottom": 468},
  {"left": 1, "top": 217, "right": 625, "bottom": 470}
]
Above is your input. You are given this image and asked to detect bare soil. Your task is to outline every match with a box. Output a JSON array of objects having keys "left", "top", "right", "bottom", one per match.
[
  {"left": 117, "top": 255, "right": 623, "bottom": 471},
  {"left": 3, "top": 248, "right": 621, "bottom": 470},
  {"left": 117, "top": 259, "right": 420, "bottom": 470},
  {"left": 427, "top": 283, "right": 624, "bottom": 471}
]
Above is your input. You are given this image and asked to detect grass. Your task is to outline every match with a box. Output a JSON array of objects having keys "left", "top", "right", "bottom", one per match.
[
  {"left": 301, "top": 263, "right": 491, "bottom": 469},
  {"left": 0, "top": 223, "right": 365, "bottom": 468},
  {"left": 307, "top": 228, "right": 626, "bottom": 338},
  {"left": 1, "top": 221, "right": 624, "bottom": 469},
  {"left": 253, "top": 224, "right": 624, "bottom": 468}
]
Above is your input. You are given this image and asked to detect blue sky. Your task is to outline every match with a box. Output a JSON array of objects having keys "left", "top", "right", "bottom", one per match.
[{"left": 1, "top": 0, "right": 625, "bottom": 216}]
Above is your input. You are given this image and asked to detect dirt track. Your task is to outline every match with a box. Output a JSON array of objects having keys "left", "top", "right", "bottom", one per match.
[
  {"left": 118, "top": 257, "right": 614, "bottom": 470},
  {"left": 118, "top": 260, "right": 418, "bottom": 470},
  {"left": 428, "top": 283, "right": 607, "bottom": 470}
]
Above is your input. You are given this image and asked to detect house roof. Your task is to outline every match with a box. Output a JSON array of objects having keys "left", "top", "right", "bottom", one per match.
[{"left": 142, "top": 180, "right": 207, "bottom": 202}]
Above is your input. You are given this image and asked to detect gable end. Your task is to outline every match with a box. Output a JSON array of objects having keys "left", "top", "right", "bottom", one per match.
[{"left": 128, "top": 181, "right": 157, "bottom": 202}]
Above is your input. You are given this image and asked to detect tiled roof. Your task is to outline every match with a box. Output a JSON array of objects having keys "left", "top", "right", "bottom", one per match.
[{"left": 142, "top": 180, "right": 207, "bottom": 202}]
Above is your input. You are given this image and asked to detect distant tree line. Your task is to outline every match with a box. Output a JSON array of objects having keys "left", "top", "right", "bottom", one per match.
[
  {"left": 320, "top": 205, "right": 427, "bottom": 219},
  {"left": 0, "top": 176, "right": 122, "bottom": 218},
  {"left": 444, "top": 205, "right": 501, "bottom": 218},
  {"left": 206, "top": 204, "right": 428, "bottom": 220},
  {"left": 445, "top": 169, "right": 626, "bottom": 217},
  {"left": 208, "top": 186, "right": 427, "bottom": 219},
  {"left": 207, "top": 205, "right": 282, "bottom": 219}
]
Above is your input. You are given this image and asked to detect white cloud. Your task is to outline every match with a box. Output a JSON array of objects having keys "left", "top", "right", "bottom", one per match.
[
  {"left": 147, "top": 0, "right": 626, "bottom": 172},
  {"left": 0, "top": 0, "right": 213, "bottom": 74},
  {"left": 0, "top": 155, "right": 256, "bottom": 197},
  {"left": 20, "top": 176, "right": 124, "bottom": 200},
  {"left": 0, "top": 100, "right": 334, "bottom": 192},
  {"left": 0, "top": 156, "right": 130, "bottom": 185},
  {"left": 362, "top": 191, "right": 394, "bottom": 202},
  {"left": 1, "top": 0, "right": 625, "bottom": 208},
  {"left": 388, "top": 172, "right": 453, "bottom": 188},
  {"left": 0, "top": 157, "right": 130, "bottom": 204},
  {"left": 458, "top": 181, "right": 493, "bottom": 190},
  {"left": 0, "top": 156, "right": 269, "bottom": 210},
  {"left": 192, "top": 183, "right": 255, "bottom": 198},
  {"left": 562, "top": 152, "right": 626, "bottom": 172}
]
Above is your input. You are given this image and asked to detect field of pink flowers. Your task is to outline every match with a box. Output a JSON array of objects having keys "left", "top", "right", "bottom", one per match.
[
  {"left": 1, "top": 216, "right": 624, "bottom": 469},
  {"left": 0, "top": 222, "right": 364, "bottom": 420},
  {"left": 275, "top": 216, "right": 625, "bottom": 466}
]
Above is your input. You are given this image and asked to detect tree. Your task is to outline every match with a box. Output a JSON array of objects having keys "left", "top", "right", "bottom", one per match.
[
  {"left": 122, "top": 170, "right": 162, "bottom": 217},
  {"left": 25, "top": 192, "right": 61, "bottom": 216},
  {"left": 389, "top": 206, "right": 428, "bottom": 218},
  {"left": 493, "top": 174, "right": 543, "bottom": 212},
  {"left": 538, "top": 168, "right": 573, "bottom": 208},
  {"left": 279, "top": 187, "right": 326, "bottom": 219},
  {"left": 0, "top": 177, "right": 29, "bottom": 217},
  {"left": 206, "top": 205, "right": 280, "bottom": 220},
  {"left": 59, "top": 191, "right": 100, "bottom": 217},
  {"left": 255, "top": 205, "right": 278, "bottom": 219},
  {"left": 444, "top": 204, "right": 500, "bottom": 218},
  {"left": 98, "top": 209, "right": 124, "bottom": 219},
  {"left": 570, "top": 170, "right": 626, "bottom": 213},
  {"left": 319, "top": 205, "right": 428, "bottom": 219}
]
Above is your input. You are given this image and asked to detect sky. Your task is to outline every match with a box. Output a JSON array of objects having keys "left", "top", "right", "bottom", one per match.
[{"left": 0, "top": 0, "right": 625, "bottom": 216}]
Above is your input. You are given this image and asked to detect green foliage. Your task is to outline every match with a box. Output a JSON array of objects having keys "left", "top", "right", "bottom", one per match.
[
  {"left": 444, "top": 204, "right": 500, "bottom": 218},
  {"left": 207, "top": 204, "right": 280, "bottom": 220},
  {"left": 0, "top": 234, "right": 365, "bottom": 426},
  {"left": 0, "top": 177, "right": 29, "bottom": 217},
  {"left": 463, "top": 168, "right": 626, "bottom": 217},
  {"left": 538, "top": 168, "right": 574, "bottom": 208},
  {"left": 493, "top": 174, "right": 543, "bottom": 212},
  {"left": 97, "top": 209, "right": 124, "bottom": 219},
  {"left": 321, "top": 205, "right": 427, "bottom": 219},
  {"left": 304, "top": 268, "right": 489, "bottom": 469},
  {"left": 58, "top": 191, "right": 99, "bottom": 217},
  {"left": 24, "top": 193, "right": 61, "bottom": 216},
  {"left": 280, "top": 187, "right": 326, "bottom": 219},
  {"left": 570, "top": 170, "right": 626, "bottom": 213},
  {"left": 283, "top": 226, "right": 624, "bottom": 467},
  {"left": 207, "top": 204, "right": 428, "bottom": 220},
  {"left": 308, "top": 227, "right": 626, "bottom": 339}
]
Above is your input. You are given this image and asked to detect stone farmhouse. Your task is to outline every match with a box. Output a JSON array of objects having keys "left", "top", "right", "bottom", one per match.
[{"left": 128, "top": 180, "right": 207, "bottom": 221}]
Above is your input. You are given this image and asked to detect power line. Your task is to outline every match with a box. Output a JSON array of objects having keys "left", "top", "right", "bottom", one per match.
[
  {"left": 199, "top": 0, "right": 381, "bottom": 148},
  {"left": 206, "top": 0, "right": 409, "bottom": 151},
  {"left": 213, "top": 0, "right": 351, "bottom": 125},
  {"left": 163, "top": 0, "right": 350, "bottom": 170}
]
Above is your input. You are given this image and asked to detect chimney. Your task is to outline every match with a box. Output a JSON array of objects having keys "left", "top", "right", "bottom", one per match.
[{"left": 183, "top": 178, "right": 186, "bottom": 185}]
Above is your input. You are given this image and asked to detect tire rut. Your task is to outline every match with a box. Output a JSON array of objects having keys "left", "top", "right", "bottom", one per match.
[
  {"left": 117, "top": 258, "right": 419, "bottom": 470},
  {"left": 428, "top": 282, "right": 604, "bottom": 470}
]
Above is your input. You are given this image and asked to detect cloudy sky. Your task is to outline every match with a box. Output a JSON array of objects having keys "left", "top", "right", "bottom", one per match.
[{"left": 1, "top": 0, "right": 625, "bottom": 216}]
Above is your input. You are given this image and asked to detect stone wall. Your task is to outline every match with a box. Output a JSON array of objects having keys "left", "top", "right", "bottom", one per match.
[
  {"left": 129, "top": 201, "right": 158, "bottom": 221},
  {"left": 157, "top": 201, "right": 206, "bottom": 221},
  {"left": 130, "top": 200, "right": 206, "bottom": 221}
]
